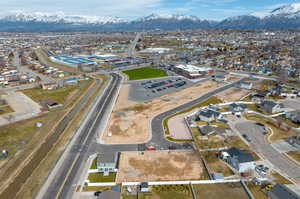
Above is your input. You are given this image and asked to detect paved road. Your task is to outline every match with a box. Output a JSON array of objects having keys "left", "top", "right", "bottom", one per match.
[
  {"left": 40, "top": 74, "right": 122, "bottom": 199},
  {"left": 234, "top": 120, "right": 300, "bottom": 182},
  {"left": 38, "top": 74, "right": 249, "bottom": 199},
  {"left": 0, "top": 77, "right": 102, "bottom": 199}
]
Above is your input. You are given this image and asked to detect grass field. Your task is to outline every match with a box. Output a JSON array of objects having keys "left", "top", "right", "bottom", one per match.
[
  {"left": 193, "top": 183, "right": 249, "bottom": 199},
  {"left": 88, "top": 172, "right": 116, "bottom": 183},
  {"left": 23, "top": 79, "right": 93, "bottom": 105},
  {"left": 15, "top": 75, "right": 108, "bottom": 199},
  {"left": 0, "top": 77, "right": 99, "bottom": 199},
  {"left": 287, "top": 151, "right": 300, "bottom": 164},
  {"left": 122, "top": 185, "right": 192, "bottom": 199},
  {"left": 0, "top": 105, "right": 14, "bottom": 115},
  {"left": 123, "top": 67, "right": 168, "bottom": 80}
]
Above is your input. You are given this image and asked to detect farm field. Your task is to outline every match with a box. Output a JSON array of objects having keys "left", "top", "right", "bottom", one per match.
[{"left": 123, "top": 67, "right": 168, "bottom": 80}]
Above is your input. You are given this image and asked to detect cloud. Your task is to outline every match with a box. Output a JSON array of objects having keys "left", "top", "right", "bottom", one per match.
[{"left": 0, "top": 0, "right": 162, "bottom": 18}]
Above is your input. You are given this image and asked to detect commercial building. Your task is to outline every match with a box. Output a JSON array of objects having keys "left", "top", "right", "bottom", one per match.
[{"left": 174, "top": 64, "right": 214, "bottom": 79}]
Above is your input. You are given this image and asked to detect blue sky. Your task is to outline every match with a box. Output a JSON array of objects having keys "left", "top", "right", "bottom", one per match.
[{"left": 0, "top": 0, "right": 299, "bottom": 20}]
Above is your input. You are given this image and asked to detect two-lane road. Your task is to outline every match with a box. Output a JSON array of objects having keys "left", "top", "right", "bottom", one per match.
[{"left": 234, "top": 121, "right": 300, "bottom": 182}]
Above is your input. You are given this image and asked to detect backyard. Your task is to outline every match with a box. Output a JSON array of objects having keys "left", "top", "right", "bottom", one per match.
[{"left": 193, "top": 183, "right": 249, "bottom": 199}]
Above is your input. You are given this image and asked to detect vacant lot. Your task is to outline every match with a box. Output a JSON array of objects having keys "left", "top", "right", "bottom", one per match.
[
  {"left": 216, "top": 87, "right": 252, "bottom": 102},
  {"left": 194, "top": 183, "right": 249, "bottom": 199},
  {"left": 0, "top": 92, "right": 42, "bottom": 126},
  {"left": 23, "top": 79, "right": 93, "bottom": 105},
  {"left": 123, "top": 67, "right": 168, "bottom": 80},
  {"left": 102, "top": 80, "right": 227, "bottom": 144},
  {"left": 117, "top": 150, "right": 203, "bottom": 183}
]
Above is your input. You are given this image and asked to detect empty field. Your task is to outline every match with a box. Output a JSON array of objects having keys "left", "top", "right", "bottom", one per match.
[
  {"left": 194, "top": 183, "right": 249, "bottom": 199},
  {"left": 123, "top": 67, "right": 168, "bottom": 80},
  {"left": 117, "top": 150, "right": 203, "bottom": 183}
]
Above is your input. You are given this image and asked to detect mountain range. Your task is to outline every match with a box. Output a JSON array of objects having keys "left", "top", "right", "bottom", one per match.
[{"left": 1, "top": 3, "right": 300, "bottom": 31}]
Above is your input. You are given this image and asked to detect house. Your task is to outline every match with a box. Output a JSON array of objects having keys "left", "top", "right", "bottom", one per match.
[
  {"left": 140, "top": 182, "right": 150, "bottom": 192},
  {"left": 97, "top": 152, "right": 119, "bottom": 175},
  {"left": 252, "top": 91, "right": 268, "bottom": 100},
  {"left": 198, "top": 109, "right": 220, "bottom": 122},
  {"left": 229, "top": 103, "right": 247, "bottom": 113},
  {"left": 220, "top": 147, "right": 256, "bottom": 173},
  {"left": 260, "top": 100, "right": 284, "bottom": 114},
  {"left": 285, "top": 111, "right": 300, "bottom": 124},
  {"left": 40, "top": 99, "right": 62, "bottom": 110},
  {"left": 268, "top": 184, "right": 300, "bottom": 199},
  {"left": 41, "top": 82, "right": 57, "bottom": 90}
]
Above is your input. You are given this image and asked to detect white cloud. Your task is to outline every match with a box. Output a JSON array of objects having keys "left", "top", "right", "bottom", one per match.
[{"left": 0, "top": 0, "right": 162, "bottom": 18}]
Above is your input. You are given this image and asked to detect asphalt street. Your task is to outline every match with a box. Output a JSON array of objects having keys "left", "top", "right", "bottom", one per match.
[
  {"left": 234, "top": 121, "right": 300, "bottom": 182},
  {"left": 0, "top": 77, "right": 103, "bottom": 199},
  {"left": 38, "top": 74, "right": 249, "bottom": 199}
]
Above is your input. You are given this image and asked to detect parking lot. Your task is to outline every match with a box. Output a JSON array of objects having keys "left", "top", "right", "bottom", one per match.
[{"left": 128, "top": 76, "right": 194, "bottom": 102}]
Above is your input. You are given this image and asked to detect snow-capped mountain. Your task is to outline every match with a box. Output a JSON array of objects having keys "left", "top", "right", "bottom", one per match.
[
  {"left": 218, "top": 3, "right": 300, "bottom": 29},
  {"left": 1, "top": 11, "right": 126, "bottom": 24},
  {"left": 0, "top": 3, "right": 300, "bottom": 32},
  {"left": 269, "top": 3, "right": 300, "bottom": 18},
  {"left": 138, "top": 14, "right": 201, "bottom": 22}
]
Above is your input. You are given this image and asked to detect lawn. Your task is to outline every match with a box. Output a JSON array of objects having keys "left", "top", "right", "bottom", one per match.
[
  {"left": 88, "top": 172, "right": 116, "bottom": 183},
  {"left": 271, "top": 171, "right": 293, "bottom": 184},
  {"left": 90, "top": 158, "right": 97, "bottom": 169},
  {"left": 122, "top": 67, "right": 168, "bottom": 80},
  {"left": 286, "top": 151, "right": 300, "bottom": 164},
  {"left": 82, "top": 186, "right": 112, "bottom": 192},
  {"left": 130, "top": 185, "right": 192, "bottom": 199},
  {"left": 0, "top": 105, "right": 14, "bottom": 115},
  {"left": 193, "top": 183, "right": 249, "bottom": 199},
  {"left": 246, "top": 183, "right": 268, "bottom": 199}
]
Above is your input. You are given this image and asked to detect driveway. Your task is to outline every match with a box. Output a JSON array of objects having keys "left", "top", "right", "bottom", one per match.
[{"left": 234, "top": 120, "right": 300, "bottom": 182}]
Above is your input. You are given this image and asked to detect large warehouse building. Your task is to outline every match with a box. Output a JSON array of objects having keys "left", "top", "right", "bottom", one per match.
[{"left": 174, "top": 64, "right": 214, "bottom": 79}]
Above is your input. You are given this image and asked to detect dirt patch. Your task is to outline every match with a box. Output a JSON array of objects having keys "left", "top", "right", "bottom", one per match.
[
  {"left": 102, "top": 77, "right": 240, "bottom": 144},
  {"left": 216, "top": 87, "right": 252, "bottom": 102},
  {"left": 117, "top": 150, "right": 203, "bottom": 183}
]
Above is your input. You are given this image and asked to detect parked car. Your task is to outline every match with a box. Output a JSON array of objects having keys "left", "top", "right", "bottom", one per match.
[
  {"left": 255, "top": 122, "right": 264, "bottom": 127},
  {"left": 94, "top": 191, "right": 102, "bottom": 196},
  {"left": 242, "top": 134, "right": 251, "bottom": 142}
]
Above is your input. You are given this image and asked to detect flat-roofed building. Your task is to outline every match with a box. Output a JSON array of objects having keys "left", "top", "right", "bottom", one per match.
[{"left": 174, "top": 64, "right": 214, "bottom": 79}]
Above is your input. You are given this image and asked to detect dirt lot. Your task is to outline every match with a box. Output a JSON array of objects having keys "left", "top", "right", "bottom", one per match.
[
  {"left": 216, "top": 87, "right": 252, "bottom": 102},
  {"left": 168, "top": 112, "right": 193, "bottom": 140},
  {"left": 102, "top": 75, "right": 242, "bottom": 144},
  {"left": 194, "top": 183, "right": 249, "bottom": 199},
  {"left": 0, "top": 91, "right": 42, "bottom": 126},
  {"left": 116, "top": 150, "right": 203, "bottom": 183}
]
